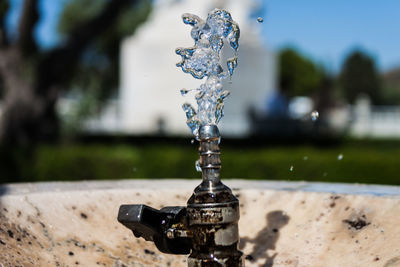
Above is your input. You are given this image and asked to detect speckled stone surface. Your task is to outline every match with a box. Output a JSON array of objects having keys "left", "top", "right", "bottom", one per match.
[{"left": 0, "top": 180, "right": 399, "bottom": 267}]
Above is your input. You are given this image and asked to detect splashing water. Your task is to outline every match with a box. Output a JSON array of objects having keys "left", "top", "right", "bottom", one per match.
[
  {"left": 176, "top": 9, "right": 240, "bottom": 137},
  {"left": 180, "top": 88, "right": 190, "bottom": 96},
  {"left": 195, "top": 160, "right": 201, "bottom": 172}
]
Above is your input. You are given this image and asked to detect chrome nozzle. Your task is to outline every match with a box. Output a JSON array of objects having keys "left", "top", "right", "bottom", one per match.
[{"left": 197, "top": 125, "right": 222, "bottom": 190}]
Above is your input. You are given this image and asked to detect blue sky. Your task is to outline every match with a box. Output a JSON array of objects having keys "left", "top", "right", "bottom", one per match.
[
  {"left": 6, "top": 0, "right": 64, "bottom": 47},
  {"left": 6, "top": 0, "right": 400, "bottom": 72},
  {"left": 261, "top": 0, "right": 400, "bottom": 72}
]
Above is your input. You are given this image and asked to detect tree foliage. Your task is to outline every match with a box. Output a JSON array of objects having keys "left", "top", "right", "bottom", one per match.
[
  {"left": 339, "top": 50, "right": 381, "bottom": 104},
  {"left": 279, "top": 48, "right": 322, "bottom": 97},
  {"left": 58, "top": 0, "right": 151, "bottom": 101},
  {"left": 381, "top": 67, "right": 400, "bottom": 105},
  {"left": 0, "top": 0, "right": 151, "bottom": 146}
]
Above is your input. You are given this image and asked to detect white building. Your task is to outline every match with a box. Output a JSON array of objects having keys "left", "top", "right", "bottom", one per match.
[
  {"left": 116, "top": 0, "right": 276, "bottom": 137},
  {"left": 350, "top": 95, "right": 400, "bottom": 138}
]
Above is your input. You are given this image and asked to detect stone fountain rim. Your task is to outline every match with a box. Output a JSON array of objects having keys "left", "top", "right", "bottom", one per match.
[{"left": 0, "top": 179, "right": 398, "bottom": 198}]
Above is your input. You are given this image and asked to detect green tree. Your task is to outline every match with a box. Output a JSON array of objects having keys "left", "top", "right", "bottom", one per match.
[
  {"left": 0, "top": 0, "right": 151, "bottom": 146},
  {"left": 314, "top": 68, "right": 336, "bottom": 114},
  {"left": 58, "top": 0, "right": 151, "bottom": 103},
  {"left": 381, "top": 67, "right": 400, "bottom": 105},
  {"left": 0, "top": 0, "right": 151, "bottom": 182},
  {"left": 339, "top": 50, "right": 381, "bottom": 104},
  {"left": 279, "top": 48, "right": 322, "bottom": 97}
]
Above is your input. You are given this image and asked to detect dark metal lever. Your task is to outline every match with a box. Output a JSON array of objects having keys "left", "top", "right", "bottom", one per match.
[{"left": 118, "top": 204, "right": 191, "bottom": 254}]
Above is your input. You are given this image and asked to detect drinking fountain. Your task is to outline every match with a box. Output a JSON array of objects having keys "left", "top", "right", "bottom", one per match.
[
  {"left": 117, "top": 8, "right": 243, "bottom": 266},
  {"left": 118, "top": 124, "right": 243, "bottom": 266}
]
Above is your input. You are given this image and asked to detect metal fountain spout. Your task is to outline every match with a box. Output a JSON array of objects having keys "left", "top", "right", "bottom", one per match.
[
  {"left": 119, "top": 8, "right": 243, "bottom": 264},
  {"left": 118, "top": 124, "right": 244, "bottom": 266}
]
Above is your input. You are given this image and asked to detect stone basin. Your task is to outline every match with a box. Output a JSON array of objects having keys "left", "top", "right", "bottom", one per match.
[{"left": 0, "top": 180, "right": 399, "bottom": 267}]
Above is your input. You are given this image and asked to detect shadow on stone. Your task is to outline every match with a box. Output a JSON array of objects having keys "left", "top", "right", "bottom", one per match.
[{"left": 240, "top": 210, "right": 290, "bottom": 267}]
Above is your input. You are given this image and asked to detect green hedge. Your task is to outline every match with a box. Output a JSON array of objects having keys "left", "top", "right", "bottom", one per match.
[{"left": 1, "top": 140, "right": 400, "bottom": 185}]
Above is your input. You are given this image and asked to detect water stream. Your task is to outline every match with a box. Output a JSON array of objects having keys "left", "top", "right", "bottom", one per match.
[{"left": 176, "top": 9, "right": 240, "bottom": 137}]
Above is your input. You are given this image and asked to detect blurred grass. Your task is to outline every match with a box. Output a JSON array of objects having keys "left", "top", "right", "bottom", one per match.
[{"left": 1, "top": 140, "right": 400, "bottom": 185}]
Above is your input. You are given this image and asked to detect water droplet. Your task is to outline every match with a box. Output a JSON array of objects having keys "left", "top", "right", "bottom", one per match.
[
  {"left": 180, "top": 88, "right": 189, "bottom": 96},
  {"left": 257, "top": 17, "right": 264, "bottom": 23},
  {"left": 227, "top": 56, "right": 238, "bottom": 76},
  {"left": 190, "top": 139, "right": 195, "bottom": 144},
  {"left": 215, "top": 102, "right": 224, "bottom": 124},
  {"left": 132, "top": 167, "right": 137, "bottom": 172},
  {"left": 311, "top": 111, "right": 319, "bottom": 121},
  {"left": 337, "top": 154, "right": 343, "bottom": 160},
  {"left": 323, "top": 172, "right": 328, "bottom": 177},
  {"left": 182, "top": 103, "right": 196, "bottom": 119},
  {"left": 195, "top": 160, "right": 201, "bottom": 172},
  {"left": 303, "top": 156, "right": 308, "bottom": 161},
  {"left": 289, "top": 166, "right": 294, "bottom": 172}
]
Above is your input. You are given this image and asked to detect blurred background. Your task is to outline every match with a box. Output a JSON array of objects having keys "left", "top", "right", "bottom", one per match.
[{"left": 0, "top": 0, "right": 399, "bottom": 185}]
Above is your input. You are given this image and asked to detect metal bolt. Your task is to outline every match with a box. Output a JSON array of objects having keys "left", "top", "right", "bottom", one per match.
[{"left": 166, "top": 228, "right": 175, "bottom": 239}]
